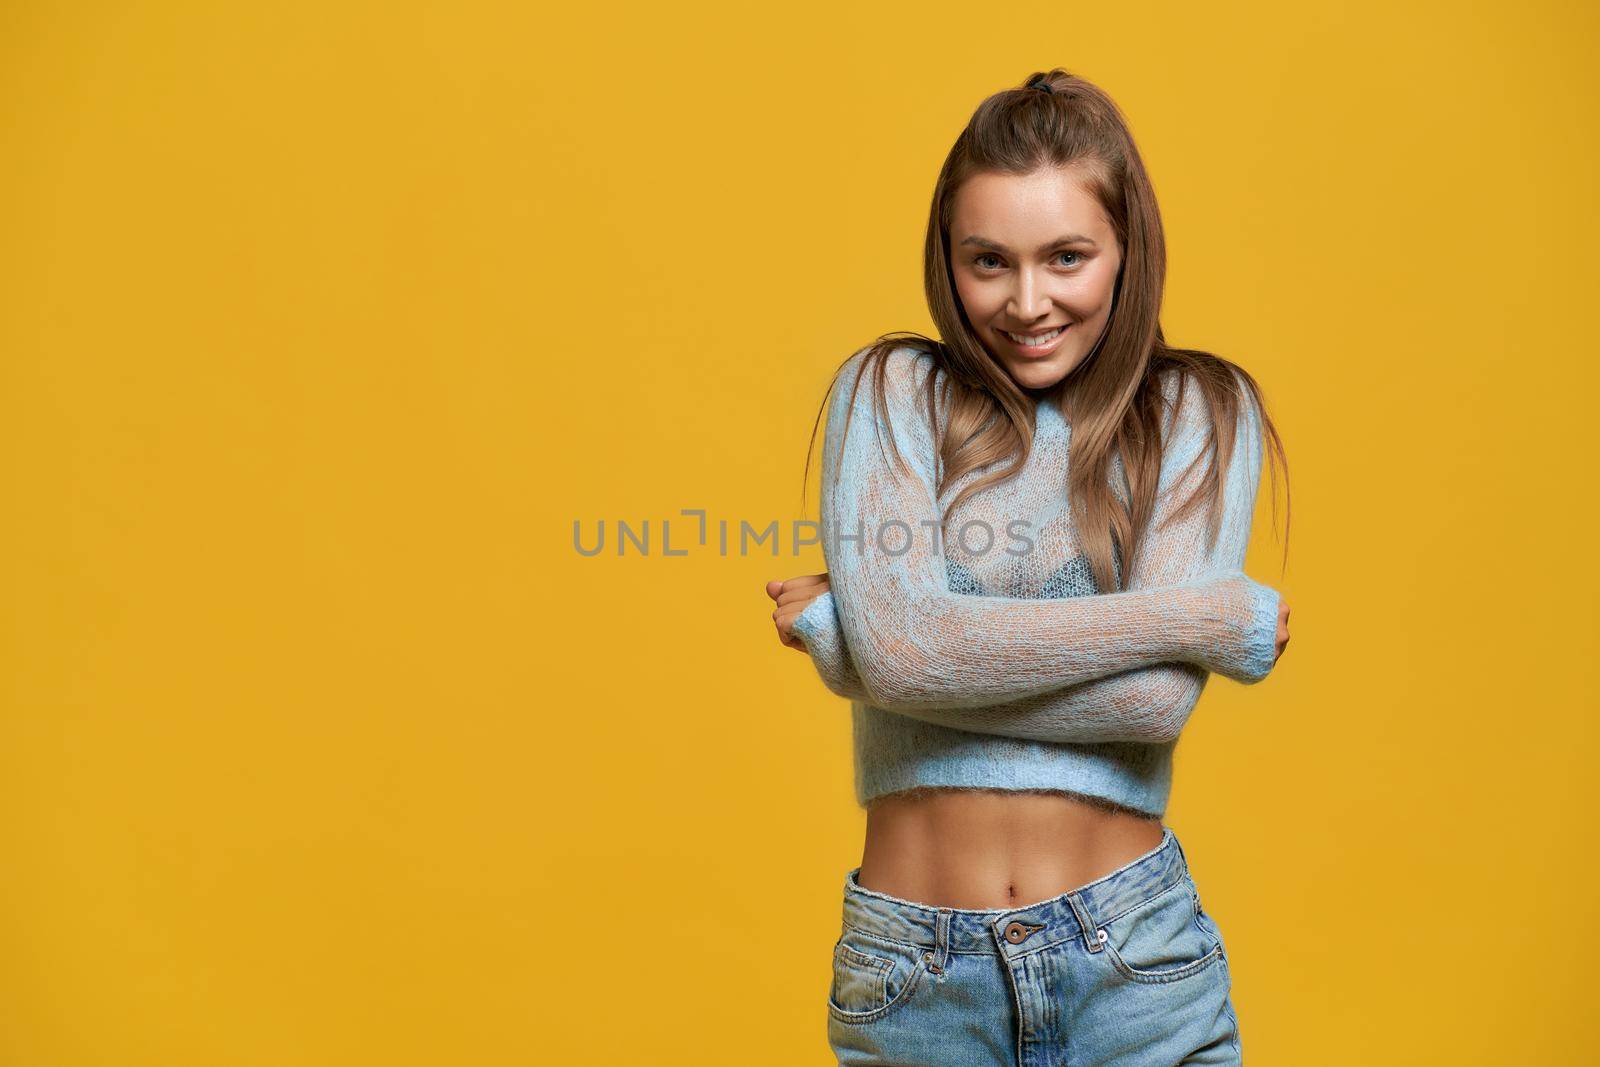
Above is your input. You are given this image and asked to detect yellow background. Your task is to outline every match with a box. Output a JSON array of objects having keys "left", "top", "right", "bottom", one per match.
[{"left": 3, "top": 1, "right": 1595, "bottom": 1062}]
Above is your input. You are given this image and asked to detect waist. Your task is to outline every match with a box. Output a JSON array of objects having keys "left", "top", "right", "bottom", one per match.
[
  {"left": 858, "top": 786, "right": 1165, "bottom": 909},
  {"left": 841, "top": 825, "right": 1191, "bottom": 956}
]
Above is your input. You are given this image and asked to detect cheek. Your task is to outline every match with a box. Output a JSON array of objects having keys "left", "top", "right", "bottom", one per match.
[
  {"left": 1082, "top": 264, "right": 1121, "bottom": 311},
  {"left": 1063, "top": 277, "right": 1116, "bottom": 320},
  {"left": 953, "top": 276, "right": 1001, "bottom": 323}
]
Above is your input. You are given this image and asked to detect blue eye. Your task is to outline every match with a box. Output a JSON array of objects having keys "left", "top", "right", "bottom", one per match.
[{"left": 973, "top": 251, "right": 1083, "bottom": 271}]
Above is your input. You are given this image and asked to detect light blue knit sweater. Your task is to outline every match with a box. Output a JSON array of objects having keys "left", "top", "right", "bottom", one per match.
[{"left": 790, "top": 345, "right": 1281, "bottom": 819}]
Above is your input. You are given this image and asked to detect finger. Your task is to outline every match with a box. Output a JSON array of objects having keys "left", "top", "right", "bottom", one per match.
[
  {"left": 777, "top": 588, "right": 825, "bottom": 609},
  {"left": 779, "top": 578, "right": 832, "bottom": 604},
  {"left": 766, "top": 580, "right": 786, "bottom": 601},
  {"left": 781, "top": 574, "right": 826, "bottom": 593}
]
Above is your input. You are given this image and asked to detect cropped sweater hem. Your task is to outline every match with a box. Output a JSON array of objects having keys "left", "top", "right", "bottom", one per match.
[{"left": 850, "top": 704, "right": 1176, "bottom": 819}]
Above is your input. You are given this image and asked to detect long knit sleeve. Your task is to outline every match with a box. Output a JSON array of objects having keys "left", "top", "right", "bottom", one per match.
[
  {"left": 810, "top": 346, "right": 1279, "bottom": 714},
  {"left": 790, "top": 363, "right": 1276, "bottom": 744},
  {"left": 792, "top": 589, "right": 1208, "bottom": 742}
]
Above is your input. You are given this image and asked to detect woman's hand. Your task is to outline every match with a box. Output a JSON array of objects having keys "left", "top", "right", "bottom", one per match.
[
  {"left": 1275, "top": 597, "right": 1291, "bottom": 663},
  {"left": 766, "top": 572, "right": 831, "bottom": 652}
]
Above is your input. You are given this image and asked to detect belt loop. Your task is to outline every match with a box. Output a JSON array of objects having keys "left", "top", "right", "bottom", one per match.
[
  {"left": 1065, "top": 891, "right": 1105, "bottom": 954},
  {"left": 930, "top": 908, "right": 952, "bottom": 974}
]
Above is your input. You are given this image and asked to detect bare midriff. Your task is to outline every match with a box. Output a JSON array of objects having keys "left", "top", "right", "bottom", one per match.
[{"left": 858, "top": 787, "right": 1165, "bottom": 909}]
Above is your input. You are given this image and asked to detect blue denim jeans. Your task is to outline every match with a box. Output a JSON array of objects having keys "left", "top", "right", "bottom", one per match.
[{"left": 826, "top": 826, "right": 1242, "bottom": 1066}]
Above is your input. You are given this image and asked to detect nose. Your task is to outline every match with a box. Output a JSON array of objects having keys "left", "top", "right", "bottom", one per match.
[{"left": 1006, "top": 268, "right": 1052, "bottom": 322}]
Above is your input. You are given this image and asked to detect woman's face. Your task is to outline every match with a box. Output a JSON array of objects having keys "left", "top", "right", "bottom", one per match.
[{"left": 948, "top": 166, "right": 1123, "bottom": 393}]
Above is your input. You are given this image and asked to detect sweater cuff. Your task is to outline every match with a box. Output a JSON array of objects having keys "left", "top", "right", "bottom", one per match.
[
  {"left": 1237, "top": 581, "right": 1281, "bottom": 684},
  {"left": 792, "top": 591, "right": 849, "bottom": 680}
]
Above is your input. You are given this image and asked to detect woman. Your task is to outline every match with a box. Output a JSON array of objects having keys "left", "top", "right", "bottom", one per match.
[{"left": 767, "top": 70, "right": 1292, "bottom": 1064}]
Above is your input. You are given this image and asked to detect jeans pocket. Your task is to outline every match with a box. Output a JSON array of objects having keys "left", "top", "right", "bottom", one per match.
[
  {"left": 827, "top": 924, "right": 930, "bottom": 1025},
  {"left": 1099, "top": 877, "right": 1224, "bottom": 985}
]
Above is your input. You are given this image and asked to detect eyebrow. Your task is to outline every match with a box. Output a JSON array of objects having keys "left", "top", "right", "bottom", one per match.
[{"left": 958, "top": 233, "right": 1099, "bottom": 252}]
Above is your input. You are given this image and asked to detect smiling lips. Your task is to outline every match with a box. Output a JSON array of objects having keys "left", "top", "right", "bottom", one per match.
[{"left": 1000, "top": 323, "right": 1071, "bottom": 355}]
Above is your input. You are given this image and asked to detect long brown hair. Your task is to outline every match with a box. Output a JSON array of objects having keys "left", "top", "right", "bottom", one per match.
[{"left": 803, "top": 68, "right": 1289, "bottom": 592}]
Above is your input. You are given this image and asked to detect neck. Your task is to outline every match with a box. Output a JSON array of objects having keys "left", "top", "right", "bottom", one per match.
[{"left": 1024, "top": 383, "right": 1063, "bottom": 409}]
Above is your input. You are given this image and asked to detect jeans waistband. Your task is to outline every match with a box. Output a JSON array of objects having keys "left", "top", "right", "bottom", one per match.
[{"left": 840, "top": 825, "right": 1189, "bottom": 962}]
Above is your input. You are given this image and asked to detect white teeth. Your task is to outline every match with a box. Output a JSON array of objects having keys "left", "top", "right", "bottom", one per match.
[{"left": 1004, "top": 325, "right": 1066, "bottom": 346}]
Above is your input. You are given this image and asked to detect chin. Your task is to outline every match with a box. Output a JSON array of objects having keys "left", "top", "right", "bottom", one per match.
[{"left": 1004, "top": 357, "right": 1074, "bottom": 393}]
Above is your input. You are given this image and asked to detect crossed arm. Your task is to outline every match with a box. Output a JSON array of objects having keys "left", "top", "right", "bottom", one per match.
[{"left": 785, "top": 346, "right": 1283, "bottom": 745}]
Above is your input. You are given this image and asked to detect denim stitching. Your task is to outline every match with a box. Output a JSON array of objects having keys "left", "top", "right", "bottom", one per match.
[
  {"left": 836, "top": 943, "right": 892, "bottom": 980},
  {"left": 1097, "top": 875, "right": 1191, "bottom": 928},
  {"left": 1218, "top": 947, "right": 1242, "bottom": 1058},
  {"left": 841, "top": 919, "right": 931, "bottom": 953},
  {"left": 1102, "top": 939, "right": 1224, "bottom": 984},
  {"left": 829, "top": 927, "right": 930, "bottom": 1025},
  {"left": 827, "top": 959, "right": 927, "bottom": 1025},
  {"left": 847, "top": 876, "right": 1197, "bottom": 963}
]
